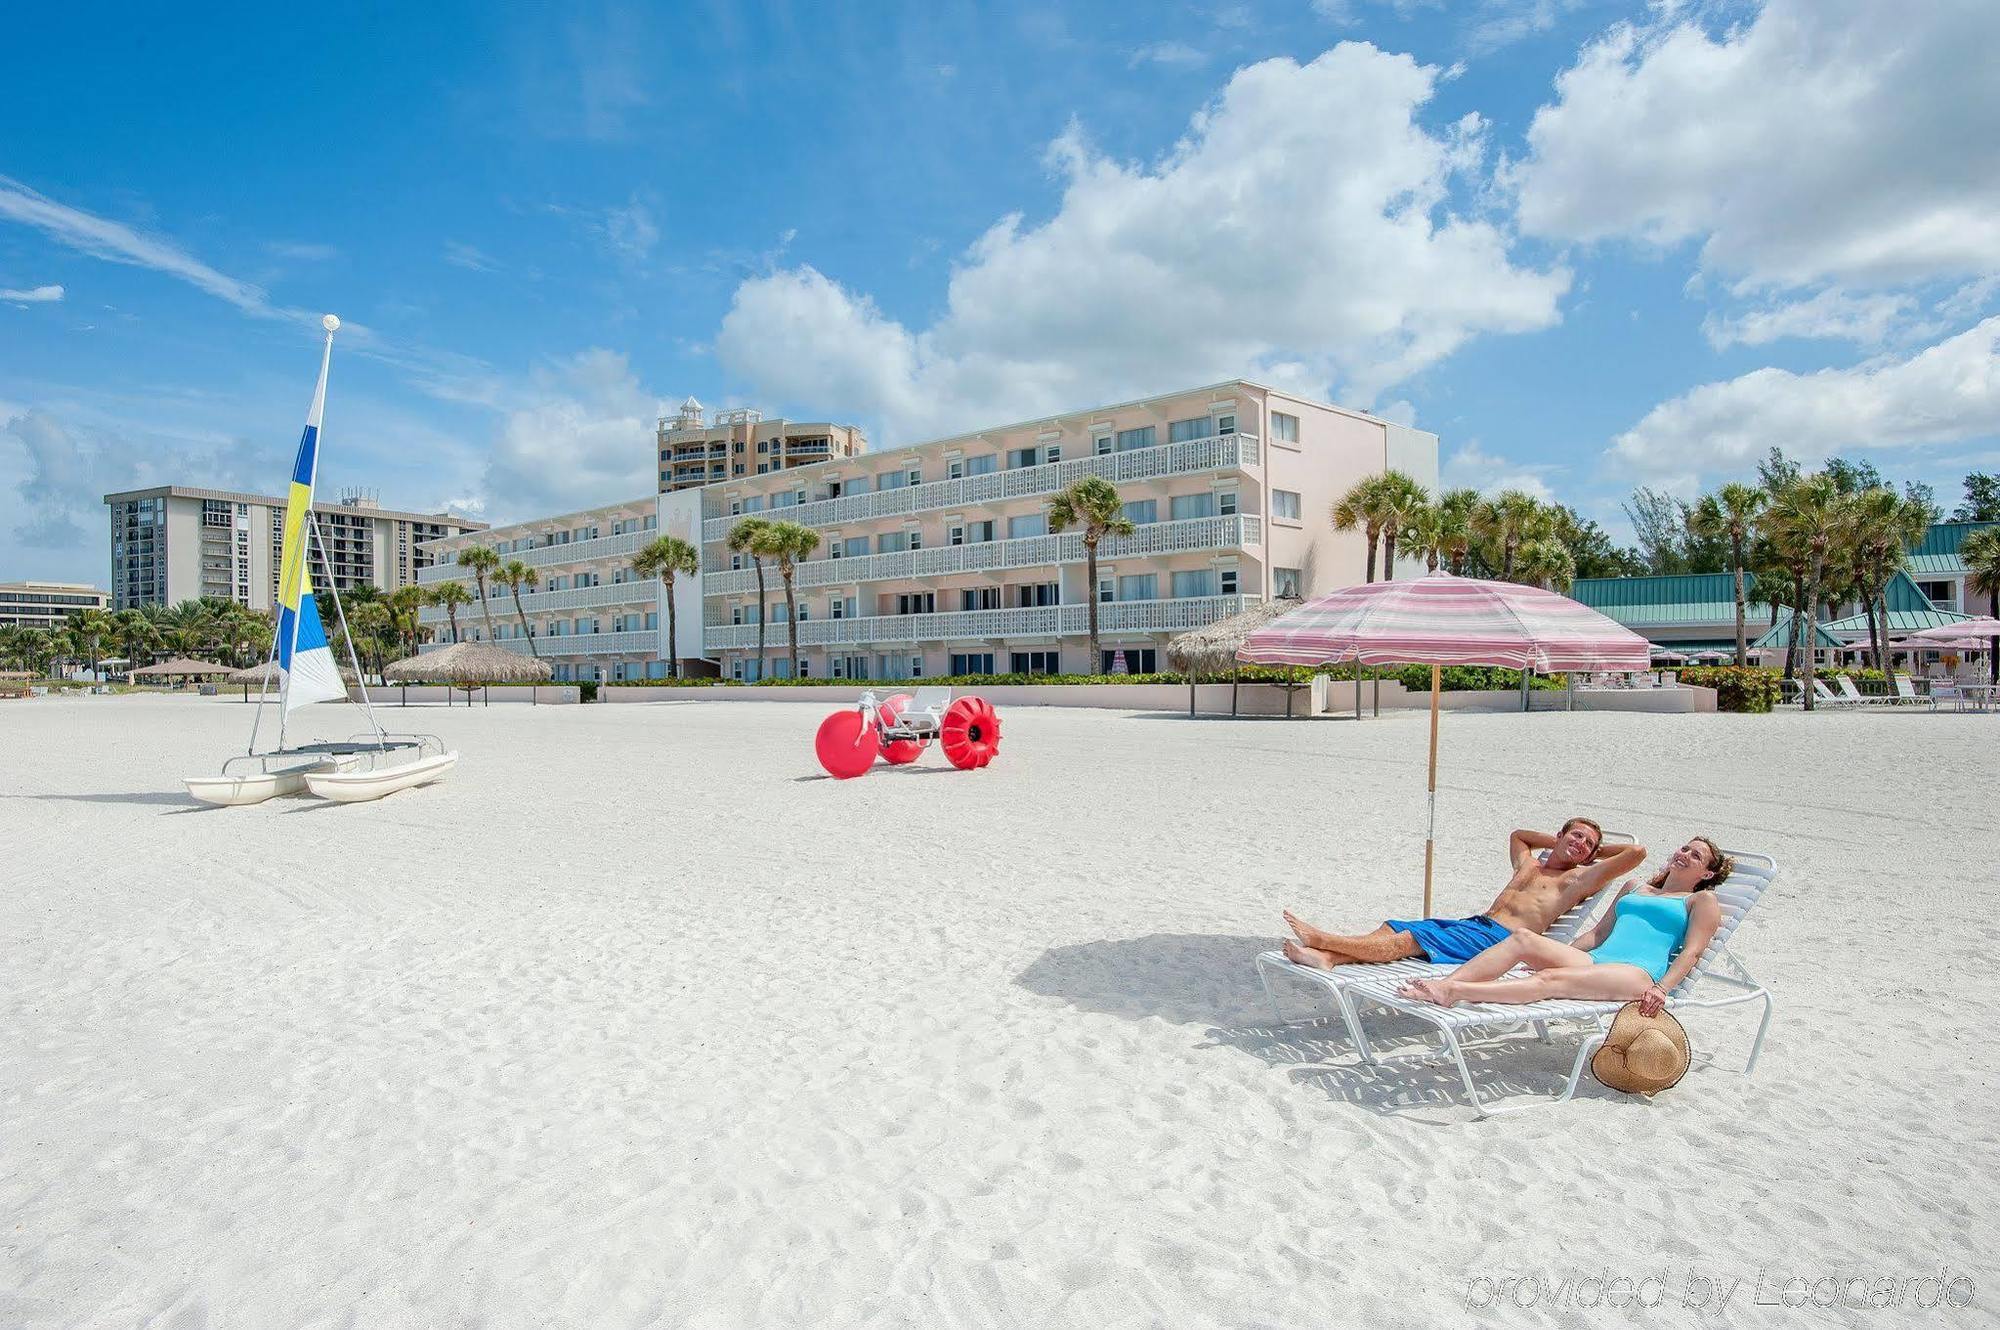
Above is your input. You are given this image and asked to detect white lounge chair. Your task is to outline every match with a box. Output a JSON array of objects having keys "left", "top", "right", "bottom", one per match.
[
  {"left": 1836, "top": 676, "right": 1895, "bottom": 706},
  {"left": 1810, "top": 678, "right": 1861, "bottom": 708},
  {"left": 1253, "top": 834, "right": 1636, "bottom": 1062},
  {"left": 1889, "top": 675, "right": 1934, "bottom": 709},
  {"left": 1341, "top": 851, "right": 1777, "bottom": 1116}
]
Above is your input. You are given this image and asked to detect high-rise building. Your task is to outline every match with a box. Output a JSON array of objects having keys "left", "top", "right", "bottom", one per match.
[
  {"left": 656, "top": 398, "right": 865, "bottom": 493},
  {"left": 102, "top": 485, "right": 486, "bottom": 612},
  {"left": 417, "top": 380, "right": 1437, "bottom": 683},
  {"left": 0, "top": 580, "right": 108, "bottom": 629}
]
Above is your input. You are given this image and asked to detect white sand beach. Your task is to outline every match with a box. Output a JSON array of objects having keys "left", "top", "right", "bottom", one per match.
[{"left": 3, "top": 694, "right": 1994, "bottom": 1327}]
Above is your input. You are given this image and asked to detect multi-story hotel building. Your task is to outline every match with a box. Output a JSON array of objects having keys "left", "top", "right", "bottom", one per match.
[
  {"left": 657, "top": 397, "right": 865, "bottom": 493},
  {"left": 0, "top": 580, "right": 108, "bottom": 629},
  {"left": 418, "top": 381, "right": 1436, "bottom": 682},
  {"left": 101, "top": 485, "right": 486, "bottom": 612}
]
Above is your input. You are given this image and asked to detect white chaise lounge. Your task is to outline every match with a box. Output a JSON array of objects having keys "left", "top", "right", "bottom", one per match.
[
  {"left": 1341, "top": 850, "right": 1777, "bottom": 1116},
  {"left": 1252, "top": 834, "right": 1635, "bottom": 1063}
]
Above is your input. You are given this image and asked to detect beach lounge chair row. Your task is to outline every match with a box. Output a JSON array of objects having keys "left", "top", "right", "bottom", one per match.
[
  {"left": 1254, "top": 846, "right": 1777, "bottom": 1116},
  {"left": 1812, "top": 675, "right": 1934, "bottom": 709}
]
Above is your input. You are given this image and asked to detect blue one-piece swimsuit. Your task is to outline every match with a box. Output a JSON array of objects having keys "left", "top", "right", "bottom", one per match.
[{"left": 1591, "top": 893, "right": 1691, "bottom": 983}]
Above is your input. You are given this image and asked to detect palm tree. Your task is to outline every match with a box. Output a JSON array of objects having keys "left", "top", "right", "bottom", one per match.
[
  {"left": 1760, "top": 475, "right": 1845, "bottom": 709},
  {"left": 349, "top": 601, "right": 395, "bottom": 679},
  {"left": 113, "top": 607, "right": 160, "bottom": 670},
  {"left": 496, "top": 559, "right": 542, "bottom": 658},
  {"left": 1961, "top": 526, "right": 2000, "bottom": 684},
  {"left": 388, "top": 585, "right": 430, "bottom": 657},
  {"left": 1687, "top": 482, "right": 1767, "bottom": 666},
  {"left": 1474, "top": 490, "right": 1545, "bottom": 582},
  {"left": 1839, "top": 488, "right": 1930, "bottom": 677},
  {"left": 1331, "top": 474, "right": 1392, "bottom": 583},
  {"left": 456, "top": 544, "right": 501, "bottom": 642},
  {"left": 1428, "top": 488, "right": 1481, "bottom": 574},
  {"left": 1514, "top": 537, "right": 1577, "bottom": 593},
  {"left": 427, "top": 580, "right": 473, "bottom": 644},
  {"left": 1048, "top": 475, "right": 1135, "bottom": 673},
  {"left": 727, "top": 516, "right": 774, "bottom": 680},
  {"left": 1373, "top": 471, "right": 1432, "bottom": 581},
  {"left": 67, "top": 607, "right": 116, "bottom": 679},
  {"left": 752, "top": 520, "right": 820, "bottom": 679},
  {"left": 633, "top": 535, "right": 699, "bottom": 678}
]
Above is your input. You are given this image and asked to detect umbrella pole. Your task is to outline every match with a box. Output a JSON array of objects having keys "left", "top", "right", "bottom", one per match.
[{"left": 1425, "top": 663, "right": 1440, "bottom": 917}]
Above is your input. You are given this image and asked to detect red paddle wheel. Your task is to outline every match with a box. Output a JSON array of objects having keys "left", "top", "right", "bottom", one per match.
[
  {"left": 813, "top": 707, "right": 880, "bottom": 780},
  {"left": 939, "top": 696, "right": 1001, "bottom": 770},
  {"left": 875, "top": 692, "right": 926, "bottom": 764}
]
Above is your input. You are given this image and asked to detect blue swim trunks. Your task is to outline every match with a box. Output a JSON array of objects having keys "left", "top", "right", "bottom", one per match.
[{"left": 1385, "top": 914, "right": 1510, "bottom": 963}]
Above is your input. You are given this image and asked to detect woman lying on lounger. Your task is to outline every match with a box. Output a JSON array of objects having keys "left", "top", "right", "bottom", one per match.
[{"left": 1398, "top": 837, "right": 1732, "bottom": 1015}]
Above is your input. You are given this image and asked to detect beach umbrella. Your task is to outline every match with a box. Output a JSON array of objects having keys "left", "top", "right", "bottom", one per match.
[
  {"left": 1648, "top": 643, "right": 1687, "bottom": 663},
  {"left": 1165, "top": 597, "right": 1301, "bottom": 717},
  {"left": 1908, "top": 618, "right": 2000, "bottom": 682},
  {"left": 382, "top": 641, "right": 553, "bottom": 684},
  {"left": 130, "top": 657, "right": 233, "bottom": 678},
  {"left": 1237, "top": 572, "right": 1650, "bottom": 915}
]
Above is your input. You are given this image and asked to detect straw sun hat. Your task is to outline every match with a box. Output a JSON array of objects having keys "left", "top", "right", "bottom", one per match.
[{"left": 1591, "top": 1003, "right": 1691, "bottom": 1095}]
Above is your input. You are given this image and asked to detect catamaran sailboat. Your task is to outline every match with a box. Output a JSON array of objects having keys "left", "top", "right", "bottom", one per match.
[{"left": 183, "top": 315, "right": 458, "bottom": 806}]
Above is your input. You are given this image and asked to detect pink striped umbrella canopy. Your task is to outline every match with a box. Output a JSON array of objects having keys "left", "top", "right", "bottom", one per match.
[
  {"left": 1236, "top": 572, "right": 1651, "bottom": 672},
  {"left": 1908, "top": 617, "right": 2000, "bottom": 642}
]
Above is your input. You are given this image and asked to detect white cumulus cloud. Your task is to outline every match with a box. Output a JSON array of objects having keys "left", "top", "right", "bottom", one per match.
[
  {"left": 1701, "top": 288, "right": 1918, "bottom": 351},
  {"left": 718, "top": 43, "right": 1567, "bottom": 442},
  {"left": 1609, "top": 317, "right": 2000, "bottom": 484},
  {"left": 1508, "top": 0, "right": 2000, "bottom": 291},
  {"left": 0, "top": 283, "right": 64, "bottom": 304},
  {"left": 478, "top": 349, "right": 659, "bottom": 517}
]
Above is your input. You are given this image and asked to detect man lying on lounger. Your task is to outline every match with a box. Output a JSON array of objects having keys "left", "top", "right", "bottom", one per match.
[{"left": 1281, "top": 819, "right": 1644, "bottom": 969}]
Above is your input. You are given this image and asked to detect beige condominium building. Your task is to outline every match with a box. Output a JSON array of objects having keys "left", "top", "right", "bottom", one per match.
[
  {"left": 0, "top": 580, "right": 108, "bottom": 629},
  {"left": 102, "top": 485, "right": 486, "bottom": 612},
  {"left": 418, "top": 380, "right": 1436, "bottom": 683},
  {"left": 657, "top": 397, "right": 865, "bottom": 493}
]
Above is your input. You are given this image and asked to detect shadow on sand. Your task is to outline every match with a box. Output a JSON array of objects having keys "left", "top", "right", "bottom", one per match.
[
  {"left": 1015, "top": 932, "right": 1634, "bottom": 1119},
  {"left": 14, "top": 790, "right": 208, "bottom": 809}
]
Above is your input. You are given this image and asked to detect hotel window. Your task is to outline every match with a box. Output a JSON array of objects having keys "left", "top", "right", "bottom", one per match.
[
  {"left": 961, "top": 587, "right": 1000, "bottom": 611},
  {"left": 964, "top": 454, "right": 998, "bottom": 477},
  {"left": 1220, "top": 568, "right": 1239, "bottom": 595},
  {"left": 965, "top": 520, "right": 996, "bottom": 543},
  {"left": 878, "top": 531, "right": 911, "bottom": 554},
  {"left": 1101, "top": 647, "right": 1158, "bottom": 674},
  {"left": 1916, "top": 579, "right": 1956, "bottom": 609},
  {"left": 1007, "top": 446, "right": 1043, "bottom": 470},
  {"left": 1117, "top": 574, "right": 1157, "bottom": 601},
  {"left": 878, "top": 470, "right": 906, "bottom": 490},
  {"left": 1171, "top": 569, "right": 1216, "bottom": 598},
  {"left": 757, "top": 464, "right": 770, "bottom": 474},
  {"left": 1006, "top": 513, "right": 1048, "bottom": 539},
  {"left": 1098, "top": 577, "right": 1114, "bottom": 603},
  {"left": 1274, "top": 567, "right": 1302, "bottom": 598},
  {"left": 1216, "top": 414, "right": 1236, "bottom": 435},
  {"left": 950, "top": 653, "right": 994, "bottom": 676},
  {"left": 1271, "top": 411, "right": 1300, "bottom": 443},
  {"left": 947, "top": 458, "right": 965, "bottom": 480},
  {"left": 948, "top": 525, "right": 964, "bottom": 546},
  {"left": 844, "top": 536, "right": 869, "bottom": 558},
  {"left": 1170, "top": 493, "right": 1216, "bottom": 521},
  {"left": 906, "top": 467, "right": 923, "bottom": 487},
  {"left": 1015, "top": 582, "right": 1058, "bottom": 608},
  {"left": 1011, "top": 651, "right": 1061, "bottom": 675},
  {"left": 1094, "top": 434, "right": 1113, "bottom": 455},
  {"left": 1168, "top": 417, "right": 1211, "bottom": 443},
  {"left": 1218, "top": 490, "right": 1238, "bottom": 516},
  {"left": 1122, "top": 499, "right": 1157, "bottom": 525},
  {"left": 1115, "top": 426, "right": 1156, "bottom": 452},
  {"left": 1272, "top": 490, "right": 1303, "bottom": 521},
  {"left": 908, "top": 528, "right": 924, "bottom": 551},
  {"left": 892, "top": 592, "right": 936, "bottom": 615}
]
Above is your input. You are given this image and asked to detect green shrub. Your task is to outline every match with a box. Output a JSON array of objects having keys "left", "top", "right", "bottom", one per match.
[
  {"left": 1677, "top": 665, "right": 1783, "bottom": 713},
  {"left": 576, "top": 680, "right": 599, "bottom": 703}
]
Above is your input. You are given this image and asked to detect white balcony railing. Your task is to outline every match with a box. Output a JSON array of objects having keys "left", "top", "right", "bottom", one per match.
[
  {"left": 699, "top": 595, "right": 1246, "bottom": 652},
  {"left": 418, "top": 529, "right": 651, "bottom": 584},
  {"left": 422, "top": 629, "right": 659, "bottom": 659},
  {"left": 701, "top": 514, "right": 1262, "bottom": 598},
  {"left": 416, "top": 579, "right": 657, "bottom": 624},
  {"left": 700, "top": 432, "right": 1258, "bottom": 545}
]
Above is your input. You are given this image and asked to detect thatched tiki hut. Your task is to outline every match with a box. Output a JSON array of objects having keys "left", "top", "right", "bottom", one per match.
[
  {"left": 1165, "top": 598, "right": 1302, "bottom": 717},
  {"left": 225, "top": 659, "right": 360, "bottom": 701},
  {"left": 381, "top": 642, "right": 553, "bottom": 705},
  {"left": 129, "top": 657, "right": 233, "bottom": 688}
]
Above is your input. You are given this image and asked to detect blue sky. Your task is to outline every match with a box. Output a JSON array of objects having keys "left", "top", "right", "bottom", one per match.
[{"left": 4, "top": 0, "right": 1998, "bottom": 584}]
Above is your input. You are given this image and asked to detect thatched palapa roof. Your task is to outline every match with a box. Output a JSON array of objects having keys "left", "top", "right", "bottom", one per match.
[
  {"left": 1165, "top": 598, "right": 1302, "bottom": 675},
  {"left": 382, "top": 642, "right": 553, "bottom": 685},
  {"left": 130, "top": 656, "right": 233, "bottom": 677},
  {"left": 226, "top": 660, "right": 359, "bottom": 686}
]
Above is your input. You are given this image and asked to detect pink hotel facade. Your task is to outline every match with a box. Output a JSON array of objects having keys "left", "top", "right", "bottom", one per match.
[{"left": 416, "top": 381, "right": 1437, "bottom": 681}]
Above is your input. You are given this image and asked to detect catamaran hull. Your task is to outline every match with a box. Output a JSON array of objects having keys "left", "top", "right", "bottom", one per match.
[
  {"left": 304, "top": 751, "right": 459, "bottom": 803},
  {"left": 184, "top": 755, "right": 360, "bottom": 806}
]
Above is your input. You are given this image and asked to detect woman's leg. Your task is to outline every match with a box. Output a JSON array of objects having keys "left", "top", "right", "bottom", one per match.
[
  {"left": 1416, "top": 962, "right": 1653, "bottom": 1008},
  {"left": 1397, "top": 930, "right": 1587, "bottom": 1000}
]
